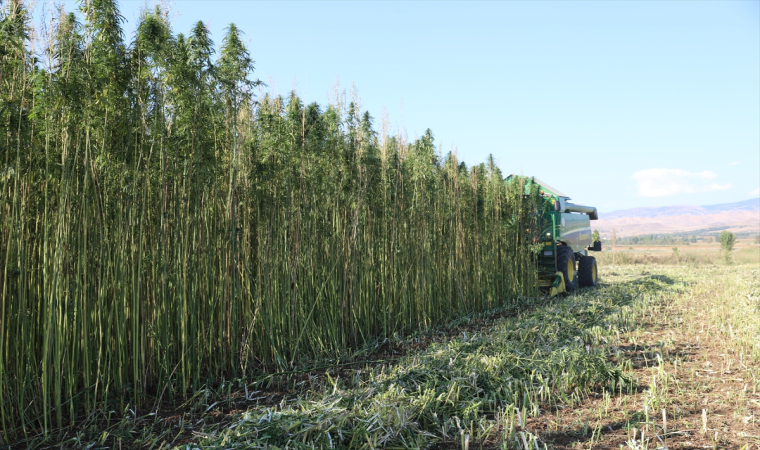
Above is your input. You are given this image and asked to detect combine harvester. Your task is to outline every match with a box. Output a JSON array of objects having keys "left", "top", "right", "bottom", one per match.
[{"left": 510, "top": 176, "right": 602, "bottom": 296}]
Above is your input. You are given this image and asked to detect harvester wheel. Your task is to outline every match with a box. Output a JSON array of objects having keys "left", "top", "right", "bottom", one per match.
[
  {"left": 556, "top": 246, "right": 578, "bottom": 292},
  {"left": 578, "top": 256, "right": 598, "bottom": 288}
]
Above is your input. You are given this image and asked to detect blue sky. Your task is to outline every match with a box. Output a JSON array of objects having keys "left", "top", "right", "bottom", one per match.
[{"left": 40, "top": 0, "right": 760, "bottom": 212}]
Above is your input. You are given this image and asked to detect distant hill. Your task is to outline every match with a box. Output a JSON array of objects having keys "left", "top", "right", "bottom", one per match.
[
  {"left": 594, "top": 198, "right": 760, "bottom": 238},
  {"left": 602, "top": 198, "right": 760, "bottom": 220}
]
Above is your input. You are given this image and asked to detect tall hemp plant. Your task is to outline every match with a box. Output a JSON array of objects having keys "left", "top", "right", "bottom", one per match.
[{"left": 0, "top": 0, "right": 542, "bottom": 440}]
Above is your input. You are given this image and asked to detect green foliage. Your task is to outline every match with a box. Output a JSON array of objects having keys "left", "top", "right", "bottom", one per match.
[
  {"left": 619, "top": 234, "right": 699, "bottom": 246},
  {"left": 720, "top": 230, "right": 735, "bottom": 252},
  {"left": 192, "top": 270, "right": 642, "bottom": 450},
  {"left": 720, "top": 230, "right": 735, "bottom": 264},
  {"left": 592, "top": 229, "right": 600, "bottom": 243},
  {"left": 0, "top": 1, "right": 542, "bottom": 440}
]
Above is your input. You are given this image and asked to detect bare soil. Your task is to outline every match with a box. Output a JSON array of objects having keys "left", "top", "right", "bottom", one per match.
[{"left": 519, "top": 267, "right": 760, "bottom": 450}]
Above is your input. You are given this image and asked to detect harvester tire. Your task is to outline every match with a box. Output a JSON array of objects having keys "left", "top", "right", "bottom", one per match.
[
  {"left": 578, "top": 256, "right": 598, "bottom": 288},
  {"left": 556, "top": 246, "right": 578, "bottom": 292}
]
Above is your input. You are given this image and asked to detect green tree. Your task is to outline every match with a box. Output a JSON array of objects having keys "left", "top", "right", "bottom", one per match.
[
  {"left": 592, "top": 229, "right": 600, "bottom": 243},
  {"left": 720, "top": 230, "right": 735, "bottom": 252},
  {"left": 720, "top": 230, "right": 735, "bottom": 264}
]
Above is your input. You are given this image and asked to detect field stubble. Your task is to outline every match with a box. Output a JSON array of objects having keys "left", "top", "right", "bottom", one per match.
[
  {"left": 535, "top": 262, "right": 760, "bottom": 449},
  {"left": 175, "top": 255, "right": 760, "bottom": 449},
  {"left": 596, "top": 243, "right": 760, "bottom": 266},
  {"left": 17, "top": 256, "right": 759, "bottom": 450}
]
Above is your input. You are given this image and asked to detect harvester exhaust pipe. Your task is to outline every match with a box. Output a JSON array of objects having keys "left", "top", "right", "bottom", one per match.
[{"left": 564, "top": 202, "right": 599, "bottom": 220}]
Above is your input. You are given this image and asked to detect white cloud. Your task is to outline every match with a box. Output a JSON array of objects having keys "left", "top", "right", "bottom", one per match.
[
  {"left": 632, "top": 168, "right": 732, "bottom": 197},
  {"left": 750, "top": 187, "right": 760, "bottom": 197},
  {"left": 729, "top": 161, "right": 741, "bottom": 166}
]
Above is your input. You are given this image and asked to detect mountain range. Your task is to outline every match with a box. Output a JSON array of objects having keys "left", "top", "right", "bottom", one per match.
[
  {"left": 594, "top": 198, "right": 760, "bottom": 237},
  {"left": 601, "top": 198, "right": 760, "bottom": 220}
]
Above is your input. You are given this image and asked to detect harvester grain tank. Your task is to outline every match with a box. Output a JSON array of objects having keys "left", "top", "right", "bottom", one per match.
[{"left": 508, "top": 175, "right": 602, "bottom": 296}]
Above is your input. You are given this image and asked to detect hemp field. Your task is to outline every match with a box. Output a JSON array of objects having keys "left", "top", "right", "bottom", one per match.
[{"left": 31, "top": 248, "right": 758, "bottom": 450}]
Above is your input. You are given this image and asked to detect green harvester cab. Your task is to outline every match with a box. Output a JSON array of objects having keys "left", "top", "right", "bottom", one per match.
[{"left": 508, "top": 175, "right": 602, "bottom": 295}]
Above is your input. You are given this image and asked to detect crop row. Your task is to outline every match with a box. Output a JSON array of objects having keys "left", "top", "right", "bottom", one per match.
[{"left": 0, "top": 1, "right": 540, "bottom": 439}]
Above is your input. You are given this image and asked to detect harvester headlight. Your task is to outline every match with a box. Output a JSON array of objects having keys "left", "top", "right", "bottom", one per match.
[{"left": 546, "top": 232, "right": 551, "bottom": 237}]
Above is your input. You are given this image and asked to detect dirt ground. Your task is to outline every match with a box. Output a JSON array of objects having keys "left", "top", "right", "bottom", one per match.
[{"left": 522, "top": 264, "right": 760, "bottom": 450}]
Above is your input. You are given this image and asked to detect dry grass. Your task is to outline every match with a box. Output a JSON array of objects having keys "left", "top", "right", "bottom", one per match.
[
  {"left": 532, "top": 262, "right": 760, "bottom": 449},
  {"left": 597, "top": 244, "right": 760, "bottom": 266}
]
